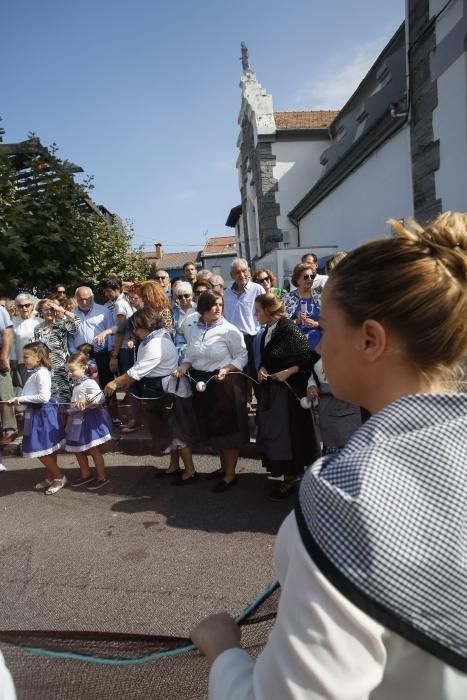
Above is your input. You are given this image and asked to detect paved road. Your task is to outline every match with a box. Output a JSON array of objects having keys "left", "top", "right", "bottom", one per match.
[{"left": 1, "top": 451, "right": 292, "bottom": 637}]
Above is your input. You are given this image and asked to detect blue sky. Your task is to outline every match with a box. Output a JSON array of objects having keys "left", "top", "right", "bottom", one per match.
[{"left": 2, "top": 0, "right": 404, "bottom": 252}]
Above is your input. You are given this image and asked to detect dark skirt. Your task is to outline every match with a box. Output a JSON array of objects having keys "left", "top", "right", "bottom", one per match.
[
  {"left": 256, "top": 380, "right": 320, "bottom": 477},
  {"left": 141, "top": 377, "right": 199, "bottom": 455},
  {"left": 190, "top": 369, "right": 249, "bottom": 450}
]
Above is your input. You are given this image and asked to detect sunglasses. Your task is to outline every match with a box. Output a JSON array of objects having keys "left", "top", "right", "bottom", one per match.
[
  {"left": 18, "top": 303, "right": 32, "bottom": 308},
  {"left": 178, "top": 294, "right": 192, "bottom": 299},
  {"left": 155, "top": 276, "right": 168, "bottom": 281},
  {"left": 302, "top": 274, "right": 314, "bottom": 281},
  {"left": 257, "top": 277, "right": 270, "bottom": 283}
]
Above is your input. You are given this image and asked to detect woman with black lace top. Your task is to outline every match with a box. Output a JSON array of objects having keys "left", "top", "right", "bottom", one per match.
[{"left": 255, "top": 293, "right": 320, "bottom": 501}]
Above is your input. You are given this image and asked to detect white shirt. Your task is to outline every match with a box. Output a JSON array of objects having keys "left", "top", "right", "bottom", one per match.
[
  {"left": 312, "top": 273, "right": 328, "bottom": 291},
  {"left": 11, "top": 316, "right": 40, "bottom": 362},
  {"left": 0, "top": 650, "right": 16, "bottom": 700},
  {"left": 69, "top": 303, "right": 113, "bottom": 353},
  {"left": 209, "top": 512, "right": 467, "bottom": 700},
  {"left": 19, "top": 367, "right": 51, "bottom": 403},
  {"left": 127, "top": 330, "right": 190, "bottom": 397},
  {"left": 223, "top": 281, "right": 264, "bottom": 336},
  {"left": 70, "top": 377, "right": 104, "bottom": 406},
  {"left": 180, "top": 312, "right": 200, "bottom": 343},
  {"left": 185, "top": 318, "right": 248, "bottom": 372}
]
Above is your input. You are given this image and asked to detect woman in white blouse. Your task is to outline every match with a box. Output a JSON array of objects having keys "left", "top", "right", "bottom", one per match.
[
  {"left": 104, "top": 307, "right": 199, "bottom": 483},
  {"left": 173, "top": 291, "right": 248, "bottom": 493}
]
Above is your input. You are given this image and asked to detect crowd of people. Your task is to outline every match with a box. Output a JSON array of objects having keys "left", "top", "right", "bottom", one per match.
[
  {"left": 0, "top": 251, "right": 356, "bottom": 499},
  {"left": 1, "top": 211, "right": 467, "bottom": 699}
]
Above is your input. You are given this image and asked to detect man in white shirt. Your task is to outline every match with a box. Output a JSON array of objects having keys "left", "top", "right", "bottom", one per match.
[
  {"left": 101, "top": 276, "right": 134, "bottom": 374},
  {"left": 71, "top": 287, "right": 114, "bottom": 388},
  {"left": 223, "top": 258, "right": 263, "bottom": 391}
]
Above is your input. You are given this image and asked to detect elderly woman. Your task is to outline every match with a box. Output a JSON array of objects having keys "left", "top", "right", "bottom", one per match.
[
  {"left": 34, "top": 298, "right": 80, "bottom": 402},
  {"left": 11, "top": 293, "right": 40, "bottom": 388},
  {"left": 105, "top": 307, "right": 199, "bottom": 483},
  {"left": 253, "top": 268, "right": 286, "bottom": 298},
  {"left": 255, "top": 293, "right": 320, "bottom": 501},
  {"left": 172, "top": 281, "right": 198, "bottom": 362},
  {"left": 284, "top": 262, "right": 322, "bottom": 350},
  {"left": 174, "top": 291, "right": 248, "bottom": 492}
]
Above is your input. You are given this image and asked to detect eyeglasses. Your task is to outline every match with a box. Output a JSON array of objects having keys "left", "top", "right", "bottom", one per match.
[
  {"left": 18, "top": 303, "right": 32, "bottom": 308},
  {"left": 56, "top": 290, "right": 66, "bottom": 294},
  {"left": 178, "top": 294, "right": 192, "bottom": 299},
  {"left": 302, "top": 274, "right": 314, "bottom": 281},
  {"left": 257, "top": 277, "right": 270, "bottom": 283}
]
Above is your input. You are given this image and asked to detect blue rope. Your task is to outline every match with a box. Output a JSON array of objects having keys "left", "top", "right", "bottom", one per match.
[{"left": 16, "top": 581, "right": 279, "bottom": 666}]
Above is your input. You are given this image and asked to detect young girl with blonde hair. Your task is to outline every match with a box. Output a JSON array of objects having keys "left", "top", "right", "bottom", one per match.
[{"left": 8, "top": 342, "right": 66, "bottom": 495}]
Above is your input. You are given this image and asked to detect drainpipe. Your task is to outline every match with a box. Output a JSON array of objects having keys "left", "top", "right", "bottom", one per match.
[{"left": 288, "top": 213, "right": 300, "bottom": 248}]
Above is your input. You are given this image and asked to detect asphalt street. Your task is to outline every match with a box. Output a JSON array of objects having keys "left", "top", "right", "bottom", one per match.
[{"left": 0, "top": 451, "right": 292, "bottom": 638}]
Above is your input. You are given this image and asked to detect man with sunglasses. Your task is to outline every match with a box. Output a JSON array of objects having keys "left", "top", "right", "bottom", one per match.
[{"left": 155, "top": 270, "right": 172, "bottom": 301}]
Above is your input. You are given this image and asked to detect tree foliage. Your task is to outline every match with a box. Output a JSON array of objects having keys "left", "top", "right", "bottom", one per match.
[{"left": 0, "top": 126, "right": 149, "bottom": 295}]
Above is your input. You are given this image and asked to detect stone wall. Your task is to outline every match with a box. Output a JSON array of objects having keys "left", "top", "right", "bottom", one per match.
[
  {"left": 408, "top": 0, "right": 442, "bottom": 221},
  {"left": 239, "top": 118, "right": 283, "bottom": 262}
]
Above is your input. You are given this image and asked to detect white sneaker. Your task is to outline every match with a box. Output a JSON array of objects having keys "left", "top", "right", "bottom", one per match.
[{"left": 45, "top": 475, "right": 68, "bottom": 495}]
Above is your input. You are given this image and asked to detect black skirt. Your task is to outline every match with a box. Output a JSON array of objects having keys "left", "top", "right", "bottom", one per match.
[
  {"left": 256, "top": 380, "right": 320, "bottom": 477},
  {"left": 140, "top": 377, "right": 199, "bottom": 454},
  {"left": 190, "top": 369, "right": 249, "bottom": 450}
]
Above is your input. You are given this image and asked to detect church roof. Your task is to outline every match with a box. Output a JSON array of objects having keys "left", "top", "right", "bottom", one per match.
[{"left": 274, "top": 110, "right": 339, "bottom": 130}]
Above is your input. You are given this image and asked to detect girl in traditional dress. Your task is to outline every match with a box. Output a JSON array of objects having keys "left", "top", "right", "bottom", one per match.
[
  {"left": 65, "top": 352, "right": 111, "bottom": 490},
  {"left": 192, "top": 212, "right": 467, "bottom": 699},
  {"left": 8, "top": 342, "right": 66, "bottom": 495}
]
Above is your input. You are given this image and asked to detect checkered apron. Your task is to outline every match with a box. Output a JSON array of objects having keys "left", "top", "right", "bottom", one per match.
[{"left": 296, "top": 392, "right": 467, "bottom": 672}]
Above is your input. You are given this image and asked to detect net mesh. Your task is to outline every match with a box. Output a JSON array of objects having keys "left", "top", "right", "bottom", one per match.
[{"left": 0, "top": 583, "right": 280, "bottom": 700}]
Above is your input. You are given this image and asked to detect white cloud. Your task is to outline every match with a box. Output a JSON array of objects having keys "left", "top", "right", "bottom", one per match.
[{"left": 291, "top": 37, "right": 390, "bottom": 110}]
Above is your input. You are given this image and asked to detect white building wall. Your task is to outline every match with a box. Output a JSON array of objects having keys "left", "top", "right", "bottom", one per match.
[
  {"left": 299, "top": 127, "right": 413, "bottom": 251},
  {"left": 272, "top": 140, "right": 328, "bottom": 247},
  {"left": 431, "top": 0, "right": 467, "bottom": 212}
]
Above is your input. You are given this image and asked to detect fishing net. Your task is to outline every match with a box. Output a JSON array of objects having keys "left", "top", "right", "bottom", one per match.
[{"left": 0, "top": 582, "right": 280, "bottom": 700}]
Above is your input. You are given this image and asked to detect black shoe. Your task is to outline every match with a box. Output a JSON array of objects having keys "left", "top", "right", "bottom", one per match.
[
  {"left": 268, "top": 481, "right": 296, "bottom": 502},
  {"left": 205, "top": 468, "right": 225, "bottom": 480},
  {"left": 173, "top": 472, "right": 200, "bottom": 486},
  {"left": 87, "top": 477, "right": 110, "bottom": 491},
  {"left": 155, "top": 468, "right": 182, "bottom": 479},
  {"left": 212, "top": 478, "right": 237, "bottom": 493},
  {"left": 71, "top": 474, "right": 95, "bottom": 488}
]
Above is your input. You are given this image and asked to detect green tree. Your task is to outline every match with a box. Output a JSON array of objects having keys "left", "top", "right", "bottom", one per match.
[
  {"left": 79, "top": 217, "right": 150, "bottom": 288},
  {"left": 0, "top": 128, "right": 148, "bottom": 294}
]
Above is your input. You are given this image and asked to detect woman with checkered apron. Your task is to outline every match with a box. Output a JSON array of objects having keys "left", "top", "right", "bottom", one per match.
[{"left": 192, "top": 212, "right": 467, "bottom": 699}]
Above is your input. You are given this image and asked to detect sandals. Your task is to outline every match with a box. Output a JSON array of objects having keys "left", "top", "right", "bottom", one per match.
[
  {"left": 45, "top": 475, "right": 68, "bottom": 495},
  {"left": 34, "top": 479, "right": 52, "bottom": 491}
]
